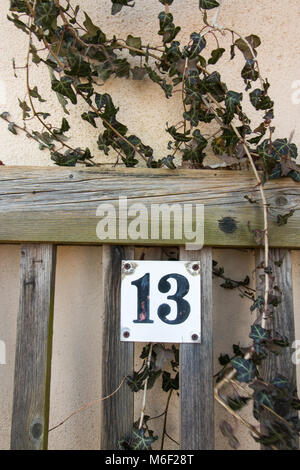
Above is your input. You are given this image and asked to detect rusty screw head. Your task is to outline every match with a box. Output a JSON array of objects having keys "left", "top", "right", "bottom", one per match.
[
  {"left": 191, "top": 333, "right": 199, "bottom": 341},
  {"left": 123, "top": 331, "right": 130, "bottom": 338},
  {"left": 124, "top": 263, "right": 131, "bottom": 271}
]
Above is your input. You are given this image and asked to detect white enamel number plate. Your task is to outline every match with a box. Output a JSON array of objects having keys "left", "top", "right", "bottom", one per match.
[{"left": 120, "top": 260, "right": 201, "bottom": 343}]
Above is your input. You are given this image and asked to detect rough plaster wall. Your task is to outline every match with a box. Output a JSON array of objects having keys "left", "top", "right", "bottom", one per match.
[{"left": 0, "top": 0, "right": 300, "bottom": 450}]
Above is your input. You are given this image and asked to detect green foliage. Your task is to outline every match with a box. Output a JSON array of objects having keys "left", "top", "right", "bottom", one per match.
[
  {"left": 5, "top": 0, "right": 300, "bottom": 175},
  {"left": 3, "top": 1, "right": 300, "bottom": 450}
]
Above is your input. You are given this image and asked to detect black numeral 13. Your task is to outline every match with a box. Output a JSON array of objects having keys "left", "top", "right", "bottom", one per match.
[{"left": 132, "top": 273, "right": 190, "bottom": 325}]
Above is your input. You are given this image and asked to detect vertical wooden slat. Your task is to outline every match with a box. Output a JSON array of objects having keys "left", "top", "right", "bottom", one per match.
[
  {"left": 255, "top": 248, "right": 299, "bottom": 449},
  {"left": 179, "top": 247, "right": 214, "bottom": 450},
  {"left": 101, "top": 245, "right": 134, "bottom": 450},
  {"left": 11, "top": 244, "right": 57, "bottom": 450}
]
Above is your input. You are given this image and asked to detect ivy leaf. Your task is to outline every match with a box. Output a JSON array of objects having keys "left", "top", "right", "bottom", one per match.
[
  {"left": 7, "top": 13, "right": 29, "bottom": 34},
  {"left": 81, "top": 111, "right": 99, "bottom": 128},
  {"left": 9, "top": 0, "right": 31, "bottom": 14},
  {"left": 235, "top": 35, "right": 261, "bottom": 60},
  {"left": 82, "top": 12, "right": 106, "bottom": 44},
  {"left": 145, "top": 65, "right": 173, "bottom": 98},
  {"left": 224, "top": 90, "right": 243, "bottom": 124},
  {"left": 231, "top": 358, "right": 257, "bottom": 383},
  {"left": 8, "top": 122, "right": 17, "bottom": 135},
  {"left": 250, "top": 89, "right": 274, "bottom": 110},
  {"left": 161, "top": 155, "right": 176, "bottom": 169},
  {"left": 53, "top": 117, "right": 70, "bottom": 135},
  {"left": 241, "top": 59, "right": 259, "bottom": 85},
  {"left": 51, "top": 77, "right": 77, "bottom": 105},
  {"left": 182, "top": 129, "right": 208, "bottom": 164},
  {"left": 228, "top": 396, "right": 250, "bottom": 411},
  {"left": 18, "top": 99, "right": 31, "bottom": 119},
  {"left": 35, "top": 0, "right": 60, "bottom": 31},
  {"left": 30, "top": 44, "right": 41, "bottom": 64},
  {"left": 202, "top": 71, "right": 226, "bottom": 102},
  {"left": 253, "top": 390, "right": 274, "bottom": 420},
  {"left": 95, "top": 93, "right": 117, "bottom": 116},
  {"left": 272, "top": 138, "right": 298, "bottom": 160},
  {"left": 128, "top": 427, "right": 157, "bottom": 450},
  {"left": 187, "top": 32, "right": 206, "bottom": 59},
  {"left": 199, "top": 0, "right": 220, "bottom": 9},
  {"left": 75, "top": 81, "right": 94, "bottom": 100},
  {"left": 132, "top": 66, "right": 147, "bottom": 80},
  {"left": 276, "top": 210, "right": 295, "bottom": 227},
  {"left": 167, "top": 125, "right": 191, "bottom": 142},
  {"left": 218, "top": 353, "right": 230, "bottom": 366},
  {"left": 111, "top": 0, "right": 135, "bottom": 16},
  {"left": 83, "top": 12, "right": 99, "bottom": 37},
  {"left": 48, "top": 66, "right": 69, "bottom": 114},
  {"left": 220, "top": 420, "right": 240, "bottom": 450},
  {"left": 32, "top": 131, "right": 55, "bottom": 150},
  {"left": 208, "top": 48, "right": 225, "bottom": 65},
  {"left": 158, "top": 11, "right": 180, "bottom": 44},
  {"left": 29, "top": 86, "right": 46, "bottom": 103},
  {"left": 66, "top": 54, "right": 92, "bottom": 77},
  {"left": 126, "top": 369, "right": 148, "bottom": 392},
  {"left": 162, "top": 371, "right": 179, "bottom": 391},
  {"left": 126, "top": 35, "right": 142, "bottom": 56}
]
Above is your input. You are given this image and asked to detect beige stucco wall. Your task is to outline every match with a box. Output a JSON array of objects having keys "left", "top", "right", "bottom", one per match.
[{"left": 0, "top": 0, "right": 299, "bottom": 450}]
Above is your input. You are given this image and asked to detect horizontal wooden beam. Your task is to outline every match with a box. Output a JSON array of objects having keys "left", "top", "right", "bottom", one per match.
[{"left": 0, "top": 166, "right": 299, "bottom": 247}]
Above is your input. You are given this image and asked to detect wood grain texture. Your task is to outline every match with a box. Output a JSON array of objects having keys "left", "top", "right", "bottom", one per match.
[
  {"left": 10, "top": 244, "right": 56, "bottom": 450},
  {"left": 100, "top": 245, "right": 134, "bottom": 450},
  {"left": 255, "top": 248, "right": 299, "bottom": 450},
  {"left": 179, "top": 247, "right": 214, "bottom": 450},
  {"left": 0, "top": 167, "right": 299, "bottom": 246}
]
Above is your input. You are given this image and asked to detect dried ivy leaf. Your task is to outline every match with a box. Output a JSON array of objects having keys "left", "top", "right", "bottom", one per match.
[{"left": 228, "top": 395, "right": 250, "bottom": 411}]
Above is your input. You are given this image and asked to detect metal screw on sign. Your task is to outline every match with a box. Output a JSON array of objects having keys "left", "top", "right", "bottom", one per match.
[
  {"left": 192, "top": 263, "right": 199, "bottom": 271},
  {"left": 191, "top": 334, "right": 199, "bottom": 341},
  {"left": 123, "top": 330, "right": 130, "bottom": 339}
]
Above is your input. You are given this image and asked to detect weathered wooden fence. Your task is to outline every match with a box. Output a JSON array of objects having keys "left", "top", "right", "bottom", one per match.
[{"left": 0, "top": 167, "right": 299, "bottom": 450}]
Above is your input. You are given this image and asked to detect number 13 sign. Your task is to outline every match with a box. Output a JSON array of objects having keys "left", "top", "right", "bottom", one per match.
[{"left": 121, "top": 260, "right": 201, "bottom": 343}]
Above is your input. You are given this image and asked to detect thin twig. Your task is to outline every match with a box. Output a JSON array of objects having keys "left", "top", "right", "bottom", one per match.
[
  {"left": 49, "top": 376, "right": 127, "bottom": 432},
  {"left": 160, "top": 389, "right": 173, "bottom": 450}
]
